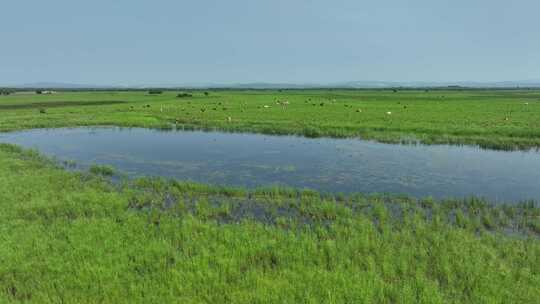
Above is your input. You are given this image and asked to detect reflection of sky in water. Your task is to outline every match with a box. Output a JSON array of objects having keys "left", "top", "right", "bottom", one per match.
[{"left": 1, "top": 127, "right": 540, "bottom": 203}]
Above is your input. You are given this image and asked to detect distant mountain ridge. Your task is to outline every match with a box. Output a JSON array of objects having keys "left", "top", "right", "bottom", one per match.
[
  {"left": 11, "top": 82, "right": 116, "bottom": 89},
  {"left": 5, "top": 80, "right": 540, "bottom": 89}
]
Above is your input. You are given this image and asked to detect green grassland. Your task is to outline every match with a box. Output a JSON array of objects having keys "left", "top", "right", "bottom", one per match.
[
  {"left": 1, "top": 89, "right": 540, "bottom": 303},
  {"left": 1, "top": 89, "right": 540, "bottom": 150},
  {"left": 0, "top": 144, "right": 539, "bottom": 303}
]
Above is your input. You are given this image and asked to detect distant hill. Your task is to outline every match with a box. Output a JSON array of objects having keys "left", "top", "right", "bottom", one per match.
[
  {"left": 4, "top": 80, "right": 540, "bottom": 89},
  {"left": 11, "top": 82, "right": 116, "bottom": 89}
]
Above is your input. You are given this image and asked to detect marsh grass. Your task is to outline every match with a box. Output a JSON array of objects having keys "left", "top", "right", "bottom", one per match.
[
  {"left": 0, "top": 144, "right": 539, "bottom": 303},
  {"left": 89, "top": 164, "right": 115, "bottom": 176}
]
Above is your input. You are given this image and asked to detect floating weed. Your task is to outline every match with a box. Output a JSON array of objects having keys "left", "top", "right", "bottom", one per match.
[
  {"left": 528, "top": 220, "right": 540, "bottom": 234},
  {"left": 481, "top": 213, "right": 496, "bottom": 230},
  {"left": 89, "top": 164, "right": 115, "bottom": 176}
]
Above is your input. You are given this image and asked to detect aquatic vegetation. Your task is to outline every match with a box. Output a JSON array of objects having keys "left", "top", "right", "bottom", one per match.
[
  {"left": 89, "top": 164, "right": 115, "bottom": 176},
  {"left": 0, "top": 144, "right": 539, "bottom": 303}
]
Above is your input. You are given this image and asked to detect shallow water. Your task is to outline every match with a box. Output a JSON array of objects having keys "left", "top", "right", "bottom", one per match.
[{"left": 1, "top": 127, "right": 539, "bottom": 202}]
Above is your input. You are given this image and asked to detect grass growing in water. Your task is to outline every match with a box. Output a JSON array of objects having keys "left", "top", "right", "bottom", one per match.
[
  {"left": 0, "top": 143, "right": 538, "bottom": 303},
  {"left": 89, "top": 164, "right": 115, "bottom": 176}
]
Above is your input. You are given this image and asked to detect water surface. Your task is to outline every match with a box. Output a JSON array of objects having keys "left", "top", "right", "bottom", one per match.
[{"left": 1, "top": 127, "right": 539, "bottom": 202}]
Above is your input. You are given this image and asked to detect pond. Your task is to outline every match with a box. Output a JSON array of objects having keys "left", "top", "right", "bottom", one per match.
[{"left": 1, "top": 127, "right": 539, "bottom": 202}]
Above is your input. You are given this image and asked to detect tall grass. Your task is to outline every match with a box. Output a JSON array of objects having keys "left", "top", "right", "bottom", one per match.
[{"left": 0, "top": 144, "right": 538, "bottom": 303}]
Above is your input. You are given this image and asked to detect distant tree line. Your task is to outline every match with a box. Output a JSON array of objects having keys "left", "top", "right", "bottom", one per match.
[
  {"left": 2, "top": 87, "right": 539, "bottom": 94},
  {"left": 0, "top": 89, "right": 15, "bottom": 95}
]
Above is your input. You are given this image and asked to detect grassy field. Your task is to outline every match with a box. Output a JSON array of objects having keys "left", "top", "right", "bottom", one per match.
[
  {"left": 1, "top": 89, "right": 540, "bottom": 303},
  {"left": 1, "top": 89, "right": 540, "bottom": 150},
  {"left": 0, "top": 143, "right": 538, "bottom": 303}
]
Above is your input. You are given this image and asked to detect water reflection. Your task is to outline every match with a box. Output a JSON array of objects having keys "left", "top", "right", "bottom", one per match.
[{"left": 1, "top": 127, "right": 539, "bottom": 202}]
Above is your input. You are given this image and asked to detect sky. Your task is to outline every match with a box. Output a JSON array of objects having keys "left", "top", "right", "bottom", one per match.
[{"left": 1, "top": 0, "right": 540, "bottom": 86}]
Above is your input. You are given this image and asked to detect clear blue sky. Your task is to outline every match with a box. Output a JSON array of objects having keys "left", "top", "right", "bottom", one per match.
[{"left": 2, "top": 0, "right": 539, "bottom": 85}]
